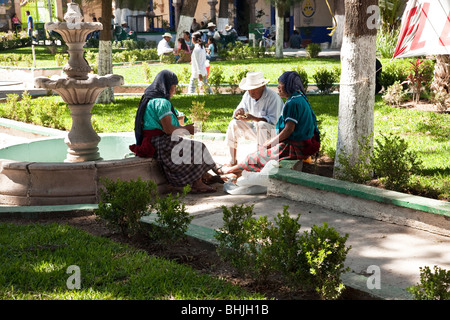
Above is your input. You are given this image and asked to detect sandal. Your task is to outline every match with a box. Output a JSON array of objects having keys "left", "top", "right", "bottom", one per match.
[{"left": 202, "top": 172, "right": 224, "bottom": 185}]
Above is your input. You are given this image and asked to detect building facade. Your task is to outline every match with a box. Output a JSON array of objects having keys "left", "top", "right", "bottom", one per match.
[{"left": 7, "top": 0, "right": 338, "bottom": 45}]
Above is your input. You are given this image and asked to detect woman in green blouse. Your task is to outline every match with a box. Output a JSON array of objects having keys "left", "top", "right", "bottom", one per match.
[{"left": 130, "top": 70, "right": 218, "bottom": 193}]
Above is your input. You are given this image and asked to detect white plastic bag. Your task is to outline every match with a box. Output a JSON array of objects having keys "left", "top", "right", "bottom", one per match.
[{"left": 224, "top": 160, "right": 280, "bottom": 195}]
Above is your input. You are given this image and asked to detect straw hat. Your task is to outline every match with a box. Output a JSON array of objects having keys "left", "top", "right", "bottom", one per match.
[
  {"left": 225, "top": 25, "right": 233, "bottom": 31},
  {"left": 239, "top": 72, "right": 270, "bottom": 91},
  {"left": 162, "top": 32, "right": 172, "bottom": 38},
  {"left": 207, "top": 22, "right": 216, "bottom": 28}
]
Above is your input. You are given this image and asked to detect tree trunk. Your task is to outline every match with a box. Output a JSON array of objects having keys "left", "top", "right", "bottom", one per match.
[
  {"left": 431, "top": 55, "right": 450, "bottom": 94},
  {"left": 97, "top": 0, "right": 114, "bottom": 104},
  {"left": 334, "top": 0, "right": 378, "bottom": 177},
  {"left": 275, "top": 4, "right": 284, "bottom": 58},
  {"left": 176, "top": 0, "right": 199, "bottom": 41},
  {"left": 331, "top": 0, "right": 345, "bottom": 49},
  {"left": 216, "top": 0, "right": 229, "bottom": 32}
]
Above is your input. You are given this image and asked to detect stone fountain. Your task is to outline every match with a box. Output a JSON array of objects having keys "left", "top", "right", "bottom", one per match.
[
  {"left": 35, "top": 2, "right": 123, "bottom": 162},
  {"left": 0, "top": 3, "right": 167, "bottom": 206}
]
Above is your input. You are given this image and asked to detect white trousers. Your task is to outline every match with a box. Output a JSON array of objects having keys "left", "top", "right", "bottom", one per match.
[
  {"left": 187, "top": 75, "right": 212, "bottom": 94},
  {"left": 225, "top": 119, "right": 276, "bottom": 150}
]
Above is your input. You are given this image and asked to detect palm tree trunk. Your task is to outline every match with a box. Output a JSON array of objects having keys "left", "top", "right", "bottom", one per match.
[
  {"left": 334, "top": 0, "right": 378, "bottom": 177},
  {"left": 431, "top": 55, "right": 450, "bottom": 94}
]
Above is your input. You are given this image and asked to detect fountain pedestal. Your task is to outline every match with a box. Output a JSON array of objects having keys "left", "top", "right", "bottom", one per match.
[{"left": 34, "top": 2, "right": 124, "bottom": 162}]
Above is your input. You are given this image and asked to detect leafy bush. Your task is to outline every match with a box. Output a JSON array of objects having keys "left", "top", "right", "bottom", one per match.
[
  {"left": 336, "top": 133, "right": 423, "bottom": 192},
  {"left": 215, "top": 204, "right": 351, "bottom": 299},
  {"left": 215, "top": 204, "right": 274, "bottom": 280},
  {"left": 300, "top": 223, "right": 351, "bottom": 300},
  {"left": 382, "top": 81, "right": 408, "bottom": 107},
  {"left": 1, "top": 93, "right": 67, "bottom": 129},
  {"left": 376, "top": 28, "right": 400, "bottom": 59},
  {"left": 335, "top": 134, "right": 374, "bottom": 183},
  {"left": 407, "top": 266, "right": 450, "bottom": 300},
  {"left": 370, "top": 133, "right": 423, "bottom": 191},
  {"left": 150, "top": 186, "right": 193, "bottom": 243},
  {"left": 208, "top": 65, "right": 225, "bottom": 94},
  {"left": 95, "top": 177, "right": 158, "bottom": 237},
  {"left": 282, "top": 66, "right": 309, "bottom": 91},
  {"left": 313, "top": 66, "right": 339, "bottom": 94},
  {"left": 379, "top": 60, "right": 408, "bottom": 90},
  {"left": 306, "top": 43, "right": 321, "bottom": 58},
  {"left": 227, "top": 65, "right": 255, "bottom": 94}
]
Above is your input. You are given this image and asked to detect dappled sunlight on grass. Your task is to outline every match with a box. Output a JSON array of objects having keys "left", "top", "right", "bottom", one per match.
[{"left": 0, "top": 223, "right": 265, "bottom": 300}]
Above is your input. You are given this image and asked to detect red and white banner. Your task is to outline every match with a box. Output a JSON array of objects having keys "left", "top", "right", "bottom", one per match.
[{"left": 393, "top": 0, "right": 450, "bottom": 58}]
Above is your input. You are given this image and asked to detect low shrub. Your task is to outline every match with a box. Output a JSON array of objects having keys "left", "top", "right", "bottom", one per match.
[
  {"left": 215, "top": 204, "right": 351, "bottom": 299},
  {"left": 335, "top": 133, "right": 423, "bottom": 192},
  {"left": 95, "top": 177, "right": 158, "bottom": 237},
  {"left": 313, "top": 66, "right": 339, "bottom": 94},
  {"left": 299, "top": 223, "right": 351, "bottom": 300},
  {"left": 371, "top": 133, "right": 423, "bottom": 191},
  {"left": 407, "top": 266, "right": 450, "bottom": 300},
  {"left": 306, "top": 43, "right": 321, "bottom": 58},
  {"left": 379, "top": 60, "right": 408, "bottom": 90},
  {"left": 382, "top": 81, "right": 408, "bottom": 107},
  {"left": 150, "top": 186, "right": 193, "bottom": 243}
]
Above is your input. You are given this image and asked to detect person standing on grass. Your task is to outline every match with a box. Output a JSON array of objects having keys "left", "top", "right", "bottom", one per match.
[
  {"left": 224, "top": 72, "right": 283, "bottom": 166},
  {"left": 188, "top": 32, "right": 212, "bottom": 94},
  {"left": 26, "top": 11, "right": 35, "bottom": 42},
  {"left": 219, "top": 71, "right": 320, "bottom": 176},
  {"left": 129, "top": 70, "right": 220, "bottom": 193}
]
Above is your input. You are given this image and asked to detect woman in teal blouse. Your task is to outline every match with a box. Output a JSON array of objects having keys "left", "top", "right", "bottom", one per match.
[
  {"left": 220, "top": 71, "right": 320, "bottom": 174},
  {"left": 130, "top": 70, "right": 218, "bottom": 193}
]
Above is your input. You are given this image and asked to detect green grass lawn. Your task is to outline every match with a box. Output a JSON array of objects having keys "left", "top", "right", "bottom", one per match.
[
  {"left": 114, "top": 56, "right": 341, "bottom": 85},
  {"left": 0, "top": 223, "right": 265, "bottom": 300}
]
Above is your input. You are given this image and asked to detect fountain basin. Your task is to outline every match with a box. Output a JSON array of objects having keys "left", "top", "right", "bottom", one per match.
[{"left": 0, "top": 133, "right": 167, "bottom": 206}]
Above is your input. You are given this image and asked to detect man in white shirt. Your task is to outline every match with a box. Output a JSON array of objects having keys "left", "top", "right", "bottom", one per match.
[
  {"left": 225, "top": 72, "right": 283, "bottom": 166},
  {"left": 157, "top": 32, "right": 174, "bottom": 56}
]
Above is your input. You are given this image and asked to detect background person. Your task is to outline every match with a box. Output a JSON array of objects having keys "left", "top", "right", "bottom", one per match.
[
  {"left": 26, "top": 10, "right": 35, "bottom": 42},
  {"left": 205, "top": 37, "right": 217, "bottom": 61},
  {"left": 174, "top": 37, "right": 191, "bottom": 63},
  {"left": 157, "top": 32, "right": 174, "bottom": 56},
  {"left": 188, "top": 32, "right": 212, "bottom": 94},
  {"left": 225, "top": 72, "right": 283, "bottom": 166}
]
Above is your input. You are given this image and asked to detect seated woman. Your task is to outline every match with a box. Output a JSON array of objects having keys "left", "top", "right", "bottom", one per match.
[
  {"left": 220, "top": 71, "right": 320, "bottom": 175},
  {"left": 174, "top": 37, "right": 191, "bottom": 63},
  {"left": 129, "top": 70, "right": 218, "bottom": 193},
  {"left": 206, "top": 37, "right": 218, "bottom": 61}
]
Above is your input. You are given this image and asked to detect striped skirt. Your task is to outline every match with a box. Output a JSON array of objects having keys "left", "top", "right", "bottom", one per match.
[
  {"left": 151, "top": 134, "right": 216, "bottom": 187},
  {"left": 239, "top": 135, "right": 320, "bottom": 172}
]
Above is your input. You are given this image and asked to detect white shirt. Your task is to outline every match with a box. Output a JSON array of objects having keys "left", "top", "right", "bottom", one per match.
[
  {"left": 235, "top": 87, "right": 283, "bottom": 125},
  {"left": 157, "top": 39, "right": 173, "bottom": 56},
  {"left": 190, "top": 43, "right": 207, "bottom": 77}
]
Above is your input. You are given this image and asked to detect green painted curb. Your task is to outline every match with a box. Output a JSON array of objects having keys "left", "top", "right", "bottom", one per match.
[
  {"left": 270, "top": 160, "right": 450, "bottom": 218},
  {"left": 140, "top": 215, "right": 219, "bottom": 245}
]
